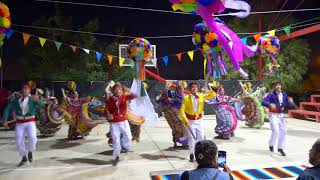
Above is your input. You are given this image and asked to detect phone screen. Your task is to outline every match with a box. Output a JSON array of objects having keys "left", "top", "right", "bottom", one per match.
[{"left": 217, "top": 151, "right": 227, "bottom": 167}]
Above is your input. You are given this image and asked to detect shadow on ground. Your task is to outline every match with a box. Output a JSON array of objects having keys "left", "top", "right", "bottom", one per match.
[
  {"left": 140, "top": 153, "right": 186, "bottom": 160},
  {"left": 58, "top": 158, "right": 113, "bottom": 165}
]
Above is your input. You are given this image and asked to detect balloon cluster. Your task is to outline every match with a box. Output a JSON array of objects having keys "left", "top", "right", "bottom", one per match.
[
  {"left": 0, "top": 2, "right": 11, "bottom": 46},
  {"left": 127, "top": 38, "right": 152, "bottom": 62},
  {"left": 193, "top": 22, "right": 221, "bottom": 54},
  {"left": 257, "top": 34, "right": 280, "bottom": 56}
]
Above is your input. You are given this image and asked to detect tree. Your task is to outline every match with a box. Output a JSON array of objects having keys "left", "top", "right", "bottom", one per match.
[{"left": 21, "top": 5, "right": 133, "bottom": 81}]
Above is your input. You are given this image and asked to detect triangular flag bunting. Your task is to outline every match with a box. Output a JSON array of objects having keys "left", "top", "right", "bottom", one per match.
[
  {"left": 38, "top": 37, "right": 47, "bottom": 47},
  {"left": 130, "top": 60, "right": 134, "bottom": 70},
  {"left": 6, "top": 29, "right": 13, "bottom": 39},
  {"left": 187, "top": 51, "right": 194, "bottom": 61},
  {"left": 119, "top": 57, "right": 125, "bottom": 66},
  {"left": 54, "top": 41, "right": 62, "bottom": 51},
  {"left": 96, "top": 52, "right": 102, "bottom": 62},
  {"left": 69, "top": 45, "right": 77, "bottom": 53},
  {"left": 267, "top": 30, "right": 276, "bottom": 36},
  {"left": 176, "top": 53, "right": 182, "bottom": 61},
  {"left": 22, "top": 33, "right": 31, "bottom": 45},
  {"left": 253, "top": 34, "right": 261, "bottom": 43},
  {"left": 163, "top": 56, "right": 169, "bottom": 66},
  {"left": 283, "top": 26, "right": 291, "bottom": 36},
  {"left": 240, "top": 37, "right": 247, "bottom": 45},
  {"left": 82, "top": 48, "right": 90, "bottom": 54},
  {"left": 107, "top": 55, "right": 113, "bottom": 64}
]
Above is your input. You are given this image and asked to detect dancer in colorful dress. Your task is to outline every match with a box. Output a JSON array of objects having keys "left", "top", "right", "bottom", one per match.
[
  {"left": 206, "top": 84, "right": 238, "bottom": 140},
  {"left": 2, "top": 82, "right": 44, "bottom": 166},
  {"left": 158, "top": 82, "right": 188, "bottom": 147},
  {"left": 180, "top": 83, "right": 216, "bottom": 162},
  {"left": 239, "top": 81, "right": 265, "bottom": 128},
  {"left": 61, "top": 81, "right": 97, "bottom": 140}
]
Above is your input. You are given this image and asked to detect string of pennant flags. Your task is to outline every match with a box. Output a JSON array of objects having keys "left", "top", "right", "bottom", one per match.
[{"left": 1, "top": 24, "right": 294, "bottom": 68}]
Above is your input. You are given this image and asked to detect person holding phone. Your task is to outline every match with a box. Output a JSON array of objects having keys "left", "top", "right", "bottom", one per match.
[{"left": 180, "top": 140, "right": 234, "bottom": 180}]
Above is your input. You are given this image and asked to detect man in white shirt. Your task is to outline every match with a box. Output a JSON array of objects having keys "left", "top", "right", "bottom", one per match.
[{"left": 262, "top": 80, "right": 294, "bottom": 156}]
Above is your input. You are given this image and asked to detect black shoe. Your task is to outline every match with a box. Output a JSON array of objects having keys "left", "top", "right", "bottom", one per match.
[
  {"left": 189, "top": 154, "right": 194, "bottom": 162},
  {"left": 269, "top": 146, "right": 274, "bottom": 152},
  {"left": 278, "top": 149, "right": 286, "bottom": 156},
  {"left": 113, "top": 157, "right": 120, "bottom": 166},
  {"left": 27, "top": 152, "right": 33, "bottom": 163},
  {"left": 17, "top": 156, "right": 27, "bottom": 167}
]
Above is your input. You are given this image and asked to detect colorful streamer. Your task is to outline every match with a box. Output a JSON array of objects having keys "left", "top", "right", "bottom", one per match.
[{"left": 170, "top": 0, "right": 253, "bottom": 77}]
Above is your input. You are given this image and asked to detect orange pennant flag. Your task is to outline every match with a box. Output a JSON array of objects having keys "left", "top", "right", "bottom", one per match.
[
  {"left": 176, "top": 53, "right": 182, "bottom": 61},
  {"left": 107, "top": 55, "right": 113, "bottom": 64},
  {"left": 253, "top": 34, "right": 261, "bottom": 43},
  {"left": 69, "top": 45, "right": 77, "bottom": 53},
  {"left": 22, "top": 33, "right": 31, "bottom": 45}
]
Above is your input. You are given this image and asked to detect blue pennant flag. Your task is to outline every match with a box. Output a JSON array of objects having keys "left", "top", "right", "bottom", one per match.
[
  {"left": 163, "top": 56, "right": 169, "bottom": 66},
  {"left": 96, "top": 52, "right": 102, "bottom": 62}
]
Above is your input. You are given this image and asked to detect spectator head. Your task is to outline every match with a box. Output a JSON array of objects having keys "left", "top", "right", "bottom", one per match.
[
  {"left": 309, "top": 138, "right": 320, "bottom": 166},
  {"left": 195, "top": 140, "right": 218, "bottom": 167}
]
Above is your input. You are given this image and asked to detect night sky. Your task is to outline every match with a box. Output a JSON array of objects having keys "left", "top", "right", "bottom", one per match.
[{"left": 2, "top": 0, "right": 320, "bottom": 82}]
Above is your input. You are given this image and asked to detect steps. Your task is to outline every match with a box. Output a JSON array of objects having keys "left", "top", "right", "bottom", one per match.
[{"left": 288, "top": 95, "right": 320, "bottom": 123}]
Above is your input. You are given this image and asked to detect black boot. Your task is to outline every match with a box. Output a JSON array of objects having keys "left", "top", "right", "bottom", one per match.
[
  {"left": 269, "top": 146, "right": 274, "bottom": 152},
  {"left": 278, "top": 149, "right": 286, "bottom": 156},
  {"left": 113, "top": 157, "right": 120, "bottom": 166},
  {"left": 28, "top": 152, "right": 33, "bottom": 163},
  {"left": 189, "top": 154, "right": 194, "bottom": 162},
  {"left": 17, "top": 156, "right": 27, "bottom": 167}
]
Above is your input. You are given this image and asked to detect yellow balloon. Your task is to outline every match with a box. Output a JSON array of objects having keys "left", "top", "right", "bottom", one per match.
[{"left": 3, "top": 18, "right": 10, "bottom": 28}]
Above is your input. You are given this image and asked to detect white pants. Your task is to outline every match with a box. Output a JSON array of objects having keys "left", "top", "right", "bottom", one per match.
[
  {"left": 188, "top": 119, "right": 204, "bottom": 155},
  {"left": 111, "top": 120, "right": 132, "bottom": 158},
  {"left": 15, "top": 122, "right": 37, "bottom": 157},
  {"left": 269, "top": 113, "right": 287, "bottom": 149}
]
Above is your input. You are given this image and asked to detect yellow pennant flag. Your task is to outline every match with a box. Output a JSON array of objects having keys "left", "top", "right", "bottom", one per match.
[
  {"left": 203, "top": 58, "right": 207, "bottom": 77},
  {"left": 0, "top": 58, "right": 2, "bottom": 68},
  {"left": 119, "top": 57, "right": 125, "bottom": 66},
  {"left": 107, "top": 55, "right": 113, "bottom": 64},
  {"left": 267, "top": 30, "right": 276, "bottom": 36},
  {"left": 187, "top": 51, "right": 194, "bottom": 61},
  {"left": 39, "top": 37, "right": 47, "bottom": 47}
]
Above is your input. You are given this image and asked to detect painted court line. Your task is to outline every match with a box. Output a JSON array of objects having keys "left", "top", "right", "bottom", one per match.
[{"left": 0, "top": 160, "right": 180, "bottom": 173}]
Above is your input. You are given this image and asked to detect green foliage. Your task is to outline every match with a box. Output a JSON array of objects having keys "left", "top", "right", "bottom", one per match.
[
  {"left": 22, "top": 5, "right": 132, "bottom": 81},
  {"left": 222, "top": 16, "right": 311, "bottom": 92}
]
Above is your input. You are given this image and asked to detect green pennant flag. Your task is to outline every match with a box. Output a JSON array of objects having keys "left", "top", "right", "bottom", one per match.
[
  {"left": 283, "top": 26, "right": 291, "bottom": 36},
  {"left": 54, "top": 41, "right": 62, "bottom": 51},
  {"left": 130, "top": 60, "right": 134, "bottom": 70}
]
